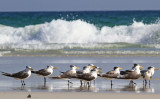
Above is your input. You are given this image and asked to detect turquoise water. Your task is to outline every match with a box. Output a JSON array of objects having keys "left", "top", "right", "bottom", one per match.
[
  {"left": 1, "top": 11, "right": 160, "bottom": 56},
  {"left": 0, "top": 11, "right": 160, "bottom": 27}
]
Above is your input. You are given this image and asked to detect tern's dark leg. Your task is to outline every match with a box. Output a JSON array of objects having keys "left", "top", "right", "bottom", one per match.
[
  {"left": 145, "top": 80, "right": 147, "bottom": 87},
  {"left": 44, "top": 77, "right": 46, "bottom": 83},
  {"left": 44, "top": 77, "right": 47, "bottom": 86},
  {"left": 94, "top": 80, "right": 95, "bottom": 85},
  {"left": 149, "top": 80, "right": 151, "bottom": 87},
  {"left": 68, "top": 80, "right": 70, "bottom": 86},
  {"left": 87, "top": 82, "right": 90, "bottom": 91},
  {"left": 23, "top": 80, "right": 26, "bottom": 85},
  {"left": 43, "top": 77, "right": 46, "bottom": 86},
  {"left": 87, "top": 82, "right": 90, "bottom": 87},
  {"left": 21, "top": 80, "right": 23, "bottom": 85},
  {"left": 111, "top": 80, "right": 113, "bottom": 88},
  {"left": 21, "top": 80, "right": 25, "bottom": 86},
  {"left": 111, "top": 80, "right": 113, "bottom": 86},
  {"left": 67, "top": 80, "right": 73, "bottom": 87},
  {"left": 80, "top": 80, "right": 83, "bottom": 86}
]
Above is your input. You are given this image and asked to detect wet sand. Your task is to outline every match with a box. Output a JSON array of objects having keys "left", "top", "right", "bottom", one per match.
[
  {"left": 0, "top": 92, "right": 160, "bottom": 99},
  {"left": 0, "top": 56, "right": 160, "bottom": 93}
]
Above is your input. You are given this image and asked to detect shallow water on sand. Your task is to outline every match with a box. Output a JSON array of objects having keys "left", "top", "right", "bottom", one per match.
[{"left": 0, "top": 56, "right": 160, "bottom": 93}]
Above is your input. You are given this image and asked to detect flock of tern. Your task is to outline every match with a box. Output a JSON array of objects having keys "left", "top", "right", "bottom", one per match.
[{"left": 1, "top": 64, "right": 159, "bottom": 88}]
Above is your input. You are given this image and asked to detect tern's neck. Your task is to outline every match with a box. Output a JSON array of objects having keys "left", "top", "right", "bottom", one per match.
[
  {"left": 148, "top": 69, "right": 155, "bottom": 75},
  {"left": 134, "top": 68, "right": 140, "bottom": 74},
  {"left": 25, "top": 69, "right": 31, "bottom": 73},
  {"left": 47, "top": 68, "right": 53, "bottom": 73},
  {"left": 115, "top": 69, "right": 120, "bottom": 74},
  {"left": 83, "top": 68, "right": 90, "bottom": 73},
  {"left": 91, "top": 71, "right": 97, "bottom": 78},
  {"left": 71, "top": 68, "right": 76, "bottom": 73}
]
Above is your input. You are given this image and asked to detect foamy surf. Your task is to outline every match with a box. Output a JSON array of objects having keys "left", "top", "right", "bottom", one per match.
[
  {"left": 0, "top": 19, "right": 160, "bottom": 45},
  {"left": 0, "top": 19, "right": 160, "bottom": 56}
]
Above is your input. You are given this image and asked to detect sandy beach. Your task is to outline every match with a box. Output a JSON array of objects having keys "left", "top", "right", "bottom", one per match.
[{"left": 0, "top": 92, "right": 160, "bottom": 99}]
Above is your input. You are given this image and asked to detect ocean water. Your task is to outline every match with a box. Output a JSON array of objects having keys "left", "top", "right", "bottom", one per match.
[{"left": 1, "top": 11, "right": 160, "bottom": 56}]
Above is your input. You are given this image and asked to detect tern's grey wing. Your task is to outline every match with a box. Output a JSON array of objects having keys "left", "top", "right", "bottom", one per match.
[
  {"left": 77, "top": 70, "right": 83, "bottom": 74},
  {"left": 106, "top": 70, "right": 115, "bottom": 74},
  {"left": 12, "top": 70, "right": 29, "bottom": 79},
  {"left": 120, "top": 71, "right": 141, "bottom": 79},
  {"left": 32, "top": 69, "right": 51, "bottom": 76},
  {"left": 120, "top": 69, "right": 133, "bottom": 75},
  {"left": 101, "top": 73, "right": 119, "bottom": 78},
  {"left": 77, "top": 73, "right": 95, "bottom": 81},
  {"left": 61, "top": 70, "right": 77, "bottom": 78}
]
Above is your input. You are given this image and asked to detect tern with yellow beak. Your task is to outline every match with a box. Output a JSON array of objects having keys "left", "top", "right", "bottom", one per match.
[
  {"left": 99, "top": 67, "right": 122, "bottom": 87},
  {"left": 50, "top": 65, "right": 80, "bottom": 86},
  {"left": 119, "top": 64, "right": 143, "bottom": 86},
  {"left": 32, "top": 65, "right": 57, "bottom": 84},
  {"left": 77, "top": 65, "right": 97, "bottom": 86},
  {"left": 85, "top": 64, "right": 102, "bottom": 85},
  {"left": 75, "top": 68, "right": 101, "bottom": 87},
  {"left": 1, "top": 66, "right": 33, "bottom": 86},
  {"left": 141, "top": 66, "right": 159, "bottom": 86}
]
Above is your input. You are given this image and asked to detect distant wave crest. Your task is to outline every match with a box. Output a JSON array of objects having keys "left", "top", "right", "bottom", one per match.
[{"left": 0, "top": 19, "right": 160, "bottom": 48}]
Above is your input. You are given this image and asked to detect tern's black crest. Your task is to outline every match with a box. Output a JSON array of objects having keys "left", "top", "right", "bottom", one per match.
[{"left": 114, "top": 67, "right": 118, "bottom": 70}]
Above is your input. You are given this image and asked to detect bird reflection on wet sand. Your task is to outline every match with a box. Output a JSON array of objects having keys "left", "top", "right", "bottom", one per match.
[
  {"left": 59, "top": 85, "right": 99, "bottom": 92},
  {"left": 12, "top": 85, "right": 31, "bottom": 92},
  {"left": 32, "top": 84, "right": 54, "bottom": 92},
  {"left": 120, "top": 85, "right": 138, "bottom": 92},
  {"left": 105, "top": 84, "right": 154, "bottom": 93},
  {"left": 6, "top": 81, "right": 156, "bottom": 93},
  {"left": 78, "top": 85, "right": 99, "bottom": 92}
]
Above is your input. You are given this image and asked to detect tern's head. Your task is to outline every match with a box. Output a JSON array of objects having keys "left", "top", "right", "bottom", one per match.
[
  {"left": 47, "top": 65, "right": 57, "bottom": 69},
  {"left": 91, "top": 66, "right": 102, "bottom": 70},
  {"left": 26, "top": 66, "right": 34, "bottom": 71},
  {"left": 88, "top": 64, "right": 95, "bottom": 66},
  {"left": 82, "top": 66, "right": 92, "bottom": 73},
  {"left": 132, "top": 64, "right": 143, "bottom": 70},
  {"left": 70, "top": 65, "right": 80, "bottom": 70},
  {"left": 148, "top": 66, "right": 154, "bottom": 70},
  {"left": 83, "top": 66, "right": 90, "bottom": 70},
  {"left": 114, "top": 67, "right": 123, "bottom": 70},
  {"left": 91, "top": 68, "right": 102, "bottom": 73},
  {"left": 91, "top": 68, "right": 98, "bottom": 72},
  {"left": 88, "top": 64, "right": 102, "bottom": 70},
  {"left": 148, "top": 66, "right": 159, "bottom": 70}
]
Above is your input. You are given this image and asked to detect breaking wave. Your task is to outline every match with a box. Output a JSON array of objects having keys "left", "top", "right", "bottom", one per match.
[{"left": 0, "top": 19, "right": 160, "bottom": 49}]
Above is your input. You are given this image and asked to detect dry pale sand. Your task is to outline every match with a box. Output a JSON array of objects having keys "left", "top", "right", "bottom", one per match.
[{"left": 0, "top": 92, "right": 160, "bottom": 99}]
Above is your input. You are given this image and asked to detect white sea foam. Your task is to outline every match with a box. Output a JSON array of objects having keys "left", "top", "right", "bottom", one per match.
[{"left": 0, "top": 19, "right": 160, "bottom": 49}]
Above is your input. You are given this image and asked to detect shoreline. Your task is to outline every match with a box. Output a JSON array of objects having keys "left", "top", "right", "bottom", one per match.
[
  {"left": 0, "top": 92, "right": 160, "bottom": 99},
  {"left": 2, "top": 53, "right": 160, "bottom": 57},
  {"left": 2, "top": 49, "right": 160, "bottom": 57}
]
